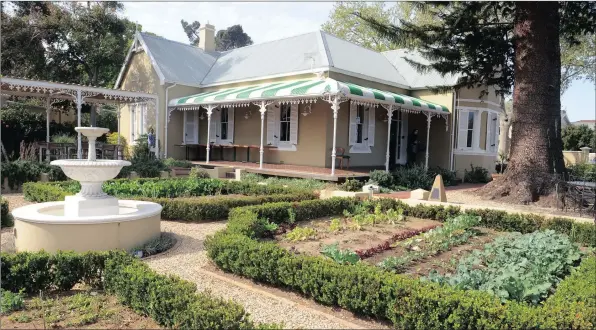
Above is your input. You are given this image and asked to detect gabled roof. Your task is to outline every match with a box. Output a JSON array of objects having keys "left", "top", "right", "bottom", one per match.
[
  {"left": 115, "top": 30, "right": 461, "bottom": 91},
  {"left": 382, "top": 49, "right": 460, "bottom": 89}
]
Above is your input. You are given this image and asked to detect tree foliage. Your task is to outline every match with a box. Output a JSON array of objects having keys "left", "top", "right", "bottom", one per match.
[
  {"left": 181, "top": 19, "right": 201, "bottom": 46},
  {"left": 560, "top": 34, "right": 596, "bottom": 94},
  {"left": 562, "top": 125, "right": 596, "bottom": 151},
  {"left": 215, "top": 25, "right": 253, "bottom": 51}
]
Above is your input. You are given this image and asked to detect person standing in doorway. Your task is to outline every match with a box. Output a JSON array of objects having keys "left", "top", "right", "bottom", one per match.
[{"left": 407, "top": 129, "right": 419, "bottom": 166}]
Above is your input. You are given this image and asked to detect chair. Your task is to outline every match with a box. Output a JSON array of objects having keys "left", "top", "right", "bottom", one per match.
[
  {"left": 334, "top": 147, "right": 350, "bottom": 169},
  {"left": 102, "top": 144, "right": 117, "bottom": 160}
]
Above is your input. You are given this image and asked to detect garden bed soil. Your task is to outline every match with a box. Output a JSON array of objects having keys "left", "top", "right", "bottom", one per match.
[
  {"left": 276, "top": 217, "right": 442, "bottom": 257},
  {"left": 0, "top": 289, "right": 161, "bottom": 329},
  {"left": 364, "top": 227, "right": 501, "bottom": 276}
]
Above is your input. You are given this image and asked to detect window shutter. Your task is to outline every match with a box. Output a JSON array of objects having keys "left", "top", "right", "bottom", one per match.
[
  {"left": 227, "top": 108, "right": 235, "bottom": 143},
  {"left": 349, "top": 102, "right": 357, "bottom": 145},
  {"left": 367, "top": 106, "right": 375, "bottom": 147},
  {"left": 209, "top": 109, "right": 219, "bottom": 144},
  {"left": 457, "top": 110, "right": 469, "bottom": 149},
  {"left": 485, "top": 113, "right": 492, "bottom": 151},
  {"left": 266, "top": 104, "right": 277, "bottom": 146},
  {"left": 290, "top": 103, "right": 299, "bottom": 145}
]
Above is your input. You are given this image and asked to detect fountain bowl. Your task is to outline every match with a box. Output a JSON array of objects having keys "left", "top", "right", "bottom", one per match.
[
  {"left": 75, "top": 126, "right": 110, "bottom": 138},
  {"left": 51, "top": 159, "right": 131, "bottom": 183}
]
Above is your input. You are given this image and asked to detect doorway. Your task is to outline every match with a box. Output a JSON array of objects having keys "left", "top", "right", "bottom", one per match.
[{"left": 389, "top": 111, "right": 408, "bottom": 169}]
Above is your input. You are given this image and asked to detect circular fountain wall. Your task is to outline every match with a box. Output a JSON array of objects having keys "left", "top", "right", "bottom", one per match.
[{"left": 11, "top": 127, "right": 162, "bottom": 253}]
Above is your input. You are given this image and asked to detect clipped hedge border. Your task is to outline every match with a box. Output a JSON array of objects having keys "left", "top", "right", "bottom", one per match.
[
  {"left": 206, "top": 198, "right": 596, "bottom": 329},
  {"left": 0, "top": 251, "right": 278, "bottom": 329},
  {"left": 1, "top": 197, "right": 13, "bottom": 227}
]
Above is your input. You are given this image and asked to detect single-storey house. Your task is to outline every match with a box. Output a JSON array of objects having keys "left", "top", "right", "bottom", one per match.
[{"left": 115, "top": 24, "right": 504, "bottom": 179}]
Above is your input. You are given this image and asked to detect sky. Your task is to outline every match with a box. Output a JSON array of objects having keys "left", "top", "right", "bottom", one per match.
[{"left": 123, "top": 1, "right": 595, "bottom": 122}]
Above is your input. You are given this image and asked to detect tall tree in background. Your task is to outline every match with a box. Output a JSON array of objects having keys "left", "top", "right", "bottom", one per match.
[
  {"left": 215, "top": 25, "right": 253, "bottom": 51},
  {"left": 322, "top": 2, "right": 437, "bottom": 51},
  {"left": 360, "top": 2, "right": 595, "bottom": 203},
  {"left": 181, "top": 20, "right": 201, "bottom": 46}
]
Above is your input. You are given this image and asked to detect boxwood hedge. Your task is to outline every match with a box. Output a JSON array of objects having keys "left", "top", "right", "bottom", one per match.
[
  {"left": 206, "top": 198, "right": 596, "bottom": 329},
  {"left": 1, "top": 197, "right": 13, "bottom": 227},
  {"left": 0, "top": 250, "right": 278, "bottom": 329}
]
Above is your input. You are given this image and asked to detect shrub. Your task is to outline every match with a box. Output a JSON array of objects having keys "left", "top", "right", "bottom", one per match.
[
  {"left": 51, "top": 133, "right": 76, "bottom": 144},
  {"left": 392, "top": 164, "right": 434, "bottom": 190},
  {"left": 369, "top": 170, "right": 393, "bottom": 188},
  {"left": 1, "top": 250, "right": 276, "bottom": 329},
  {"left": 106, "top": 132, "right": 130, "bottom": 158},
  {"left": 0, "top": 289, "right": 25, "bottom": 314},
  {"left": 567, "top": 163, "right": 596, "bottom": 182},
  {"left": 428, "top": 166, "right": 458, "bottom": 186},
  {"left": 1, "top": 197, "right": 13, "bottom": 227},
  {"left": 464, "top": 164, "right": 492, "bottom": 183},
  {"left": 189, "top": 167, "right": 211, "bottom": 179},
  {"left": 338, "top": 178, "right": 364, "bottom": 192},
  {"left": 163, "top": 157, "right": 193, "bottom": 168},
  {"left": 0, "top": 160, "right": 66, "bottom": 189}
]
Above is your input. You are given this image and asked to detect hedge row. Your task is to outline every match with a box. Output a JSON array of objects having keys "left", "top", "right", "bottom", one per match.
[
  {"left": 0, "top": 251, "right": 278, "bottom": 329},
  {"left": 1, "top": 197, "right": 13, "bottom": 227},
  {"left": 205, "top": 198, "right": 596, "bottom": 329},
  {"left": 23, "top": 177, "right": 313, "bottom": 201}
]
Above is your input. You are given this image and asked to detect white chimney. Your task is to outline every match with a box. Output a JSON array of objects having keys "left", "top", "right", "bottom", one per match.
[{"left": 198, "top": 23, "right": 215, "bottom": 52}]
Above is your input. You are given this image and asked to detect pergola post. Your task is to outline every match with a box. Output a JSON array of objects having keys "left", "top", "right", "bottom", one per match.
[
  {"left": 116, "top": 102, "right": 121, "bottom": 159},
  {"left": 425, "top": 113, "right": 432, "bottom": 169},
  {"left": 76, "top": 90, "right": 82, "bottom": 159},
  {"left": 384, "top": 106, "right": 394, "bottom": 172},
  {"left": 258, "top": 101, "right": 267, "bottom": 169},
  {"left": 45, "top": 97, "right": 51, "bottom": 162},
  {"left": 330, "top": 96, "right": 339, "bottom": 176},
  {"left": 205, "top": 105, "right": 214, "bottom": 164},
  {"left": 154, "top": 98, "right": 160, "bottom": 159}
]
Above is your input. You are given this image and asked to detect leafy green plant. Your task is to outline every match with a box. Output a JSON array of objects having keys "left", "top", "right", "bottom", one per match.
[
  {"left": 369, "top": 170, "right": 393, "bottom": 188},
  {"left": 285, "top": 227, "right": 317, "bottom": 241},
  {"left": 188, "top": 167, "right": 210, "bottom": 179},
  {"left": 329, "top": 218, "right": 342, "bottom": 232},
  {"left": 263, "top": 220, "right": 279, "bottom": 232},
  {"left": 379, "top": 215, "right": 480, "bottom": 272},
  {"left": 464, "top": 164, "right": 492, "bottom": 183},
  {"left": 424, "top": 230, "right": 583, "bottom": 304},
  {"left": 567, "top": 163, "right": 596, "bottom": 182},
  {"left": 385, "top": 208, "right": 404, "bottom": 224},
  {"left": 320, "top": 243, "right": 360, "bottom": 265},
  {"left": 287, "top": 208, "right": 296, "bottom": 224},
  {"left": 392, "top": 164, "right": 434, "bottom": 190},
  {"left": 1, "top": 289, "right": 25, "bottom": 314},
  {"left": 130, "top": 233, "right": 176, "bottom": 257},
  {"left": 339, "top": 178, "right": 364, "bottom": 192},
  {"left": 1, "top": 197, "right": 14, "bottom": 227},
  {"left": 163, "top": 157, "right": 193, "bottom": 168},
  {"left": 51, "top": 133, "right": 76, "bottom": 144}
]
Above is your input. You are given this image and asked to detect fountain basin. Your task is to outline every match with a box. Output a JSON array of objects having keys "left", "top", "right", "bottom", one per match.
[{"left": 12, "top": 200, "right": 162, "bottom": 253}]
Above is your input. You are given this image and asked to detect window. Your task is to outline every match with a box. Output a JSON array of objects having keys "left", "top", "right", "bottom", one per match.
[
  {"left": 279, "top": 103, "right": 291, "bottom": 142},
  {"left": 466, "top": 111, "right": 475, "bottom": 148},
  {"left": 356, "top": 105, "right": 365, "bottom": 144},
  {"left": 220, "top": 108, "right": 228, "bottom": 140},
  {"left": 486, "top": 112, "right": 499, "bottom": 153}
]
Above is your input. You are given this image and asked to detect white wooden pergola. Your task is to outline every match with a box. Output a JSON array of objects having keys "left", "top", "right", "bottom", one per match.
[{"left": 1, "top": 77, "right": 159, "bottom": 159}]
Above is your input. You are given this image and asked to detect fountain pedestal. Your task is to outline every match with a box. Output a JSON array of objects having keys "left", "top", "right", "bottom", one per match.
[{"left": 11, "top": 127, "right": 162, "bottom": 253}]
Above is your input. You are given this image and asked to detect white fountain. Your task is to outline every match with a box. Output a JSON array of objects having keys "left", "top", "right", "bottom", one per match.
[{"left": 12, "top": 127, "right": 162, "bottom": 253}]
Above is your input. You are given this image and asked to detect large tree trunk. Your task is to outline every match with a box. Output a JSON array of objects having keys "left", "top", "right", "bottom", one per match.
[{"left": 480, "top": 2, "right": 563, "bottom": 203}]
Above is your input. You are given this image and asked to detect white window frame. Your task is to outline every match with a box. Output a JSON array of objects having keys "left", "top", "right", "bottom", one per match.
[
  {"left": 210, "top": 107, "right": 234, "bottom": 145},
  {"left": 129, "top": 102, "right": 148, "bottom": 145},
  {"left": 456, "top": 108, "right": 481, "bottom": 151},
  {"left": 349, "top": 102, "right": 375, "bottom": 154},
  {"left": 220, "top": 108, "right": 229, "bottom": 141},
  {"left": 485, "top": 112, "right": 499, "bottom": 153},
  {"left": 279, "top": 103, "right": 292, "bottom": 143},
  {"left": 266, "top": 102, "right": 298, "bottom": 151},
  {"left": 183, "top": 110, "right": 199, "bottom": 144}
]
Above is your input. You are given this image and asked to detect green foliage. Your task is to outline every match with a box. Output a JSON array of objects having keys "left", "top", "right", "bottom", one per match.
[
  {"left": 189, "top": 167, "right": 211, "bottom": 179},
  {"left": 130, "top": 233, "right": 176, "bottom": 258},
  {"left": 106, "top": 132, "right": 129, "bottom": 158},
  {"left": 117, "top": 134, "right": 168, "bottom": 178},
  {"left": 206, "top": 198, "right": 596, "bottom": 329},
  {"left": 380, "top": 215, "right": 481, "bottom": 272},
  {"left": 51, "top": 133, "right": 76, "bottom": 144},
  {"left": 428, "top": 166, "right": 458, "bottom": 186},
  {"left": 0, "top": 250, "right": 275, "bottom": 329},
  {"left": 240, "top": 172, "right": 328, "bottom": 191},
  {"left": 562, "top": 123, "right": 596, "bottom": 151},
  {"left": 464, "top": 164, "right": 492, "bottom": 183},
  {"left": 1, "top": 160, "right": 66, "bottom": 189},
  {"left": 163, "top": 157, "right": 193, "bottom": 168},
  {"left": 369, "top": 170, "right": 393, "bottom": 188},
  {"left": 215, "top": 25, "right": 254, "bottom": 51},
  {"left": 339, "top": 178, "right": 364, "bottom": 192},
  {"left": 567, "top": 163, "right": 596, "bottom": 182},
  {"left": 1, "top": 289, "right": 25, "bottom": 314},
  {"left": 425, "top": 230, "right": 583, "bottom": 304},
  {"left": 329, "top": 218, "right": 342, "bottom": 232},
  {"left": 320, "top": 243, "right": 360, "bottom": 265},
  {"left": 1, "top": 197, "right": 13, "bottom": 227},
  {"left": 285, "top": 227, "right": 317, "bottom": 242},
  {"left": 392, "top": 164, "right": 434, "bottom": 190}
]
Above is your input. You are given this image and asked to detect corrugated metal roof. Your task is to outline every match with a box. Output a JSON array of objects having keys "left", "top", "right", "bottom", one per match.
[
  {"left": 321, "top": 32, "right": 409, "bottom": 88},
  {"left": 382, "top": 49, "right": 460, "bottom": 89},
  {"left": 200, "top": 32, "right": 329, "bottom": 86},
  {"left": 139, "top": 32, "right": 218, "bottom": 86}
]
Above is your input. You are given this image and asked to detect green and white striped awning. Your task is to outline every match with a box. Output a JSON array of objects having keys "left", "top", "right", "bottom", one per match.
[{"left": 169, "top": 78, "right": 449, "bottom": 114}]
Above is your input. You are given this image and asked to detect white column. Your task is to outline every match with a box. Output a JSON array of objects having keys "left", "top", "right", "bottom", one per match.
[
  {"left": 45, "top": 97, "right": 51, "bottom": 162},
  {"left": 116, "top": 103, "right": 121, "bottom": 145},
  {"left": 385, "top": 106, "right": 393, "bottom": 172},
  {"left": 155, "top": 98, "right": 160, "bottom": 159},
  {"left": 330, "top": 97, "right": 339, "bottom": 176},
  {"left": 76, "top": 90, "right": 82, "bottom": 159},
  {"left": 165, "top": 108, "right": 170, "bottom": 157},
  {"left": 425, "top": 113, "right": 431, "bottom": 169},
  {"left": 205, "top": 106, "right": 213, "bottom": 164},
  {"left": 258, "top": 101, "right": 266, "bottom": 169}
]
